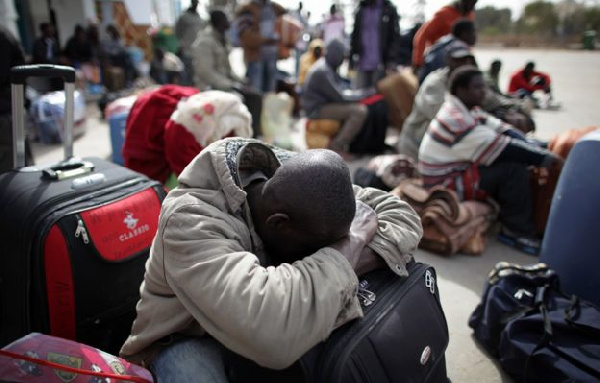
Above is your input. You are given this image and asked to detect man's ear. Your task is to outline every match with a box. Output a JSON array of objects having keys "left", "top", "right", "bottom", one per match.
[{"left": 265, "top": 213, "right": 291, "bottom": 231}]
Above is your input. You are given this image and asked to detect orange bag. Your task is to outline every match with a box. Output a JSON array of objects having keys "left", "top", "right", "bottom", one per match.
[{"left": 549, "top": 126, "right": 600, "bottom": 159}]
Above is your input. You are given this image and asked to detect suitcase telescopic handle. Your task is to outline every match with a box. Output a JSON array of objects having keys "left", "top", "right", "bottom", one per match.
[
  {"left": 10, "top": 65, "right": 76, "bottom": 168},
  {"left": 10, "top": 64, "right": 76, "bottom": 84}
]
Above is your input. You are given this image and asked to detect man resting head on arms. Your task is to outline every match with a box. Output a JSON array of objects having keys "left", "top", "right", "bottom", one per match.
[{"left": 120, "top": 138, "right": 423, "bottom": 382}]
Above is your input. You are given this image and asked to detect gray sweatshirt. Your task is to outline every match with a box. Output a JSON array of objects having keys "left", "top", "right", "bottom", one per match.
[{"left": 301, "top": 39, "right": 349, "bottom": 117}]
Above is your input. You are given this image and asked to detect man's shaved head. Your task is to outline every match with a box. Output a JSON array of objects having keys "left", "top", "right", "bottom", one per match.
[
  {"left": 252, "top": 150, "right": 356, "bottom": 262},
  {"left": 267, "top": 149, "right": 355, "bottom": 228}
]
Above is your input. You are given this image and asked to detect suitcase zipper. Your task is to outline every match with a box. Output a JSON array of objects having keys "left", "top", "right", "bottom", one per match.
[
  {"left": 322, "top": 264, "right": 428, "bottom": 383},
  {"left": 74, "top": 217, "right": 90, "bottom": 244}
]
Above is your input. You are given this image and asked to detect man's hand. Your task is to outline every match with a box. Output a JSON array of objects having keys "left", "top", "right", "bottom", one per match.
[
  {"left": 355, "top": 246, "right": 386, "bottom": 276},
  {"left": 329, "top": 201, "right": 378, "bottom": 270}
]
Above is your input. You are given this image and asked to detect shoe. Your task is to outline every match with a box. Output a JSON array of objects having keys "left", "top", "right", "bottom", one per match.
[{"left": 498, "top": 228, "right": 541, "bottom": 255}]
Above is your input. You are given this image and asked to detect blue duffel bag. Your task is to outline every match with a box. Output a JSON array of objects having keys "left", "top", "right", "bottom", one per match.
[{"left": 469, "top": 262, "right": 600, "bottom": 383}]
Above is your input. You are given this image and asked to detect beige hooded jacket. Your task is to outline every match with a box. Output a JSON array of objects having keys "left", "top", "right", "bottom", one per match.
[{"left": 120, "top": 138, "right": 422, "bottom": 369}]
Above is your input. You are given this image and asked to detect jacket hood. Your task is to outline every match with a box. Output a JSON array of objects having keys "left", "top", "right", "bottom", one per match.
[
  {"left": 325, "top": 39, "right": 346, "bottom": 69},
  {"left": 177, "top": 138, "right": 287, "bottom": 213}
]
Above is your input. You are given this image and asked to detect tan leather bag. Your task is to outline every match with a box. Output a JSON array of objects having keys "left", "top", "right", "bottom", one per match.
[{"left": 376, "top": 69, "right": 418, "bottom": 131}]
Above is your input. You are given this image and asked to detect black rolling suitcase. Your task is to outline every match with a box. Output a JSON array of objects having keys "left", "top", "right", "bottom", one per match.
[{"left": 0, "top": 65, "right": 167, "bottom": 355}]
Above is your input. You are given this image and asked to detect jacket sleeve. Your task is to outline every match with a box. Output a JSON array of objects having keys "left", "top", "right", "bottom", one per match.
[
  {"left": 353, "top": 185, "right": 423, "bottom": 275},
  {"left": 162, "top": 205, "right": 362, "bottom": 369},
  {"left": 192, "top": 39, "right": 234, "bottom": 90},
  {"left": 412, "top": 20, "right": 436, "bottom": 67},
  {"left": 416, "top": 77, "right": 447, "bottom": 120}
]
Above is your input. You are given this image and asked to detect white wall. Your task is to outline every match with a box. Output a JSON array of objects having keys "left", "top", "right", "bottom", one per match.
[
  {"left": 28, "top": 0, "right": 51, "bottom": 41},
  {"left": 0, "top": 0, "right": 20, "bottom": 41},
  {"left": 51, "top": 0, "right": 87, "bottom": 46}
]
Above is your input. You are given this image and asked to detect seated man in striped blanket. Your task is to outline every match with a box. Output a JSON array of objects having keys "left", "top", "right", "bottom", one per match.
[{"left": 418, "top": 66, "right": 563, "bottom": 255}]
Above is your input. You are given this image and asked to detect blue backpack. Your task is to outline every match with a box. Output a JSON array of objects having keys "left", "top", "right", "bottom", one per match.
[{"left": 469, "top": 262, "right": 600, "bottom": 382}]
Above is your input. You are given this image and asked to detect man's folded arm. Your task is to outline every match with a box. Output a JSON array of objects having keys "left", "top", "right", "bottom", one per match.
[
  {"left": 352, "top": 186, "right": 423, "bottom": 275},
  {"left": 162, "top": 208, "right": 362, "bottom": 369}
]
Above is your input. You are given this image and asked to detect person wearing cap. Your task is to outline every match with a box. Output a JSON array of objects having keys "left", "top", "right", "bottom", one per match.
[
  {"left": 301, "top": 39, "right": 372, "bottom": 160},
  {"left": 418, "top": 67, "right": 562, "bottom": 255},
  {"left": 297, "top": 38, "right": 324, "bottom": 87},
  {"left": 120, "top": 136, "right": 422, "bottom": 381},
  {"left": 418, "top": 19, "right": 476, "bottom": 84},
  {"left": 412, "top": 0, "right": 477, "bottom": 71},
  {"left": 397, "top": 44, "right": 475, "bottom": 160}
]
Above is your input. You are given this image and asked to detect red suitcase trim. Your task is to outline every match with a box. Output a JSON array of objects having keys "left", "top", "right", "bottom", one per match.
[{"left": 44, "top": 225, "right": 76, "bottom": 340}]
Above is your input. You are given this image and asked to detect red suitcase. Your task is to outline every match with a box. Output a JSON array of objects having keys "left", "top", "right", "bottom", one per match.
[{"left": 0, "top": 65, "right": 166, "bottom": 355}]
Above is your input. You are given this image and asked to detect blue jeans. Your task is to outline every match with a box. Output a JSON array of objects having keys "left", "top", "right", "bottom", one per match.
[
  {"left": 247, "top": 59, "right": 277, "bottom": 93},
  {"left": 150, "top": 337, "right": 229, "bottom": 383}
]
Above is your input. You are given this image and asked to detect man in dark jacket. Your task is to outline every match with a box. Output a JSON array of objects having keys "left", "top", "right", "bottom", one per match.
[
  {"left": 350, "top": 0, "right": 401, "bottom": 89},
  {"left": 32, "top": 23, "right": 60, "bottom": 64}
]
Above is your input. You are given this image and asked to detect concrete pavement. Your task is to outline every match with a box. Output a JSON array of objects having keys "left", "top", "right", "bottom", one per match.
[{"left": 29, "top": 48, "right": 600, "bottom": 383}]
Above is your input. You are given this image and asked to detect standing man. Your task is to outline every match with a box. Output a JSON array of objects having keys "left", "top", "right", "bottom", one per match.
[
  {"left": 321, "top": 4, "right": 346, "bottom": 45},
  {"left": 350, "top": 0, "right": 401, "bottom": 89},
  {"left": 192, "top": 10, "right": 263, "bottom": 136},
  {"left": 31, "top": 22, "right": 60, "bottom": 64},
  {"left": 175, "top": 0, "right": 205, "bottom": 85},
  {"left": 290, "top": 2, "right": 308, "bottom": 77},
  {"left": 236, "top": 0, "right": 286, "bottom": 94},
  {"left": 412, "top": 0, "right": 477, "bottom": 72}
]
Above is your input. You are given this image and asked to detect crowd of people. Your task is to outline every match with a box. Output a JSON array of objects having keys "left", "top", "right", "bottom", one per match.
[{"left": 1, "top": 1, "right": 570, "bottom": 379}]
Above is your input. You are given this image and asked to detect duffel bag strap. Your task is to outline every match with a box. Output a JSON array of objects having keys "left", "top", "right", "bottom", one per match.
[
  {"left": 564, "top": 295, "right": 600, "bottom": 338},
  {"left": 524, "top": 294, "right": 600, "bottom": 381}
]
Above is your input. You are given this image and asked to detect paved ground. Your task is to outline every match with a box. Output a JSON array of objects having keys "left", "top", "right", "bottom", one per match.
[{"left": 29, "top": 48, "right": 600, "bottom": 382}]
